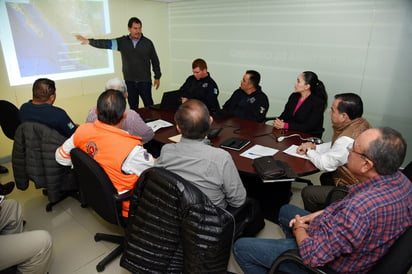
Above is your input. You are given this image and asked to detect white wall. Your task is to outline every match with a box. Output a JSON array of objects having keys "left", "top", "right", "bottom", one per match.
[{"left": 167, "top": 0, "right": 412, "bottom": 166}]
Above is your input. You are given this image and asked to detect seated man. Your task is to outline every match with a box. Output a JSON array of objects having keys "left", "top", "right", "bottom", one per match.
[
  {"left": 19, "top": 78, "right": 77, "bottom": 138},
  {"left": 216, "top": 70, "right": 269, "bottom": 123},
  {"left": 233, "top": 127, "right": 412, "bottom": 274},
  {"left": 56, "top": 89, "right": 155, "bottom": 217},
  {"left": 179, "top": 58, "right": 220, "bottom": 112},
  {"left": 0, "top": 199, "right": 52, "bottom": 273},
  {"left": 297, "top": 93, "right": 370, "bottom": 212},
  {"left": 155, "top": 99, "right": 264, "bottom": 236},
  {"left": 86, "top": 77, "right": 154, "bottom": 143}
]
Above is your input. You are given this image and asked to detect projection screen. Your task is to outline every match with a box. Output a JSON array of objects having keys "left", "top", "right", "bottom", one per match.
[{"left": 0, "top": 0, "right": 113, "bottom": 86}]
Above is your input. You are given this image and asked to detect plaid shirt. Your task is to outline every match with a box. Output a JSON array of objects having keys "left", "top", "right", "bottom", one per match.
[{"left": 300, "top": 171, "right": 412, "bottom": 273}]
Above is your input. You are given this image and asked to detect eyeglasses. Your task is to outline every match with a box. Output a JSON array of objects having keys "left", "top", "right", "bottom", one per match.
[{"left": 347, "top": 144, "right": 371, "bottom": 161}]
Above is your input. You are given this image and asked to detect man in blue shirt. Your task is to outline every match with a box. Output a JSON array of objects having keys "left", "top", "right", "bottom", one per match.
[{"left": 19, "top": 78, "right": 77, "bottom": 138}]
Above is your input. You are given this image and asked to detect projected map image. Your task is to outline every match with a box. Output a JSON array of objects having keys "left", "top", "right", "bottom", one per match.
[{"left": 0, "top": 0, "right": 113, "bottom": 86}]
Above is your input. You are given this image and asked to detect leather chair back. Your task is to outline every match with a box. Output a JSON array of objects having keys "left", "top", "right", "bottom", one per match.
[
  {"left": 0, "top": 100, "right": 20, "bottom": 140},
  {"left": 70, "top": 148, "right": 123, "bottom": 225},
  {"left": 121, "top": 167, "right": 235, "bottom": 273}
]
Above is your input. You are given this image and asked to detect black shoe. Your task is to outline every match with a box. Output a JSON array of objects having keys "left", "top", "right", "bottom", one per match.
[
  {"left": 0, "top": 181, "right": 15, "bottom": 195},
  {"left": 0, "top": 165, "right": 8, "bottom": 174}
]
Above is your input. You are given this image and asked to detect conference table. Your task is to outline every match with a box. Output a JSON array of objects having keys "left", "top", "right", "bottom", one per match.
[
  {"left": 138, "top": 107, "right": 319, "bottom": 222},
  {"left": 137, "top": 107, "right": 318, "bottom": 176}
]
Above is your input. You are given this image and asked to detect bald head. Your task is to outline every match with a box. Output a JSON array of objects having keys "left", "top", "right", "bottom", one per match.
[{"left": 174, "top": 99, "right": 211, "bottom": 139}]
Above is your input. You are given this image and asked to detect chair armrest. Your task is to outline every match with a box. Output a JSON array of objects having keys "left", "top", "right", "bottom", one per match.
[
  {"left": 325, "top": 186, "right": 349, "bottom": 205},
  {"left": 114, "top": 190, "right": 132, "bottom": 202},
  {"left": 268, "top": 249, "right": 329, "bottom": 274},
  {"left": 264, "top": 116, "right": 277, "bottom": 122}
]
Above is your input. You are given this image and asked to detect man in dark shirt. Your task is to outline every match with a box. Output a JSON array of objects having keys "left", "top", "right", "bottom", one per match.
[
  {"left": 19, "top": 78, "right": 77, "bottom": 138},
  {"left": 179, "top": 58, "right": 220, "bottom": 112},
  {"left": 75, "top": 17, "right": 161, "bottom": 109},
  {"left": 217, "top": 70, "right": 269, "bottom": 123}
]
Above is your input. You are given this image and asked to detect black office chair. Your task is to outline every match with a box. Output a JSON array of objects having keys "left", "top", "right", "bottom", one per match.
[
  {"left": 0, "top": 100, "right": 20, "bottom": 140},
  {"left": 120, "top": 167, "right": 235, "bottom": 273},
  {"left": 70, "top": 148, "right": 132, "bottom": 272}
]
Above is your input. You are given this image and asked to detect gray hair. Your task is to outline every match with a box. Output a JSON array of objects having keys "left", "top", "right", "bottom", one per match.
[
  {"left": 365, "top": 127, "right": 406, "bottom": 175},
  {"left": 105, "top": 77, "right": 127, "bottom": 95}
]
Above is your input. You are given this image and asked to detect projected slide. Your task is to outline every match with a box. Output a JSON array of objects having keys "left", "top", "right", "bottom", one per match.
[{"left": 0, "top": 0, "right": 113, "bottom": 86}]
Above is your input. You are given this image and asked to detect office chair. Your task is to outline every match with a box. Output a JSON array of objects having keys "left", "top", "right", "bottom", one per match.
[
  {"left": 0, "top": 100, "right": 20, "bottom": 140},
  {"left": 12, "top": 122, "right": 77, "bottom": 211},
  {"left": 120, "top": 167, "right": 235, "bottom": 273},
  {"left": 70, "top": 148, "right": 132, "bottom": 272}
]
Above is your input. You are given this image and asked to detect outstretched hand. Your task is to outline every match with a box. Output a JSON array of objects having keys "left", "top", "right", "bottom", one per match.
[{"left": 75, "top": 34, "right": 89, "bottom": 45}]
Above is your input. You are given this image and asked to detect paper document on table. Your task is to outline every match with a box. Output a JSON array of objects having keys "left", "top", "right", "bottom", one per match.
[
  {"left": 283, "top": 145, "right": 309, "bottom": 160},
  {"left": 168, "top": 134, "right": 182, "bottom": 143},
  {"left": 240, "top": 144, "right": 279, "bottom": 159},
  {"left": 146, "top": 119, "right": 173, "bottom": 132}
]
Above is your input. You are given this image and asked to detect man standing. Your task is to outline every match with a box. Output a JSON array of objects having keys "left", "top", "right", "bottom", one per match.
[
  {"left": 297, "top": 93, "right": 370, "bottom": 212},
  {"left": 76, "top": 17, "right": 161, "bottom": 109},
  {"left": 56, "top": 89, "right": 155, "bottom": 217},
  {"left": 179, "top": 58, "right": 220, "bottom": 112},
  {"left": 19, "top": 78, "right": 77, "bottom": 138},
  {"left": 218, "top": 70, "right": 269, "bottom": 123},
  {"left": 233, "top": 127, "right": 412, "bottom": 273}
]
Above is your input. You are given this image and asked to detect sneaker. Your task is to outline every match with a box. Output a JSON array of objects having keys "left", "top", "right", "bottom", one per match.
[{"left": 0, "top": 181, "right": 15, "bottom": 195}]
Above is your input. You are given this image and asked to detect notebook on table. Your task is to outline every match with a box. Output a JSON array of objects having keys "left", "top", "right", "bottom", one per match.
[{"left": 149, "top": 90, "right": 182, "bottom": 110}]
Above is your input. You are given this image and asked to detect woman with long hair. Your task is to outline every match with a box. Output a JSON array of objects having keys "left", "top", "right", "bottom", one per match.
[{"left": 273, "top": 71, "right": 328, "bottom": 138}]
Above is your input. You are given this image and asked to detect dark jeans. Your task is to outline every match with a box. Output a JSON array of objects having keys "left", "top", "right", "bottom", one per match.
[
  {"left": 125, "top": 81, "right": 153, "bottom": 109},
  {"left": 233, "top": 204, "right": 310, "bottom": 274}
]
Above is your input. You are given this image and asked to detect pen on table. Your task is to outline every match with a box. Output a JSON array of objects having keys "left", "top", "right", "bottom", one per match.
[{"left": 247, "top": 152, "right": 265, "bottom": 156}]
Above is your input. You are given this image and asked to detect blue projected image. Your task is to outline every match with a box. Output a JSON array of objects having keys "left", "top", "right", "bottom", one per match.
[{"left": 0, "top": 0, "right": 113, "bottom": 86}]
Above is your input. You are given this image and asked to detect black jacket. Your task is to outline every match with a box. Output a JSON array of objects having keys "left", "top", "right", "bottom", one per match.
[
  {"left": 12, "top": 122, "right": 76, "bottom": 203},
  {"left": 220, "top": 86, "right": 269, "bottom": 122},
  {"left": 179, "top": 73, "right": 220, "bottom": 112},
  {"left": 90, "top": 34, "right": 161, "bottom": 82},
  {"left": 279, "top": 92, "right": 325, "bottom": 138},
  {"left": 121, "top": 167, "right": 234, "bottom": 273}
]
